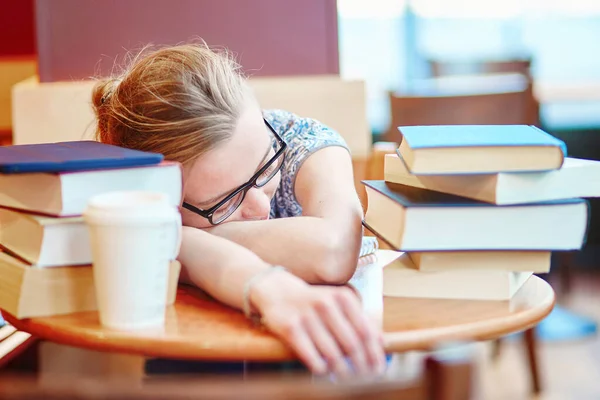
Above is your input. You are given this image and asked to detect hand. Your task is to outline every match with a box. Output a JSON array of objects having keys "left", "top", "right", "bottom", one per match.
[{"left": 250, "top": 271, "right": 386, "bottom": 378}]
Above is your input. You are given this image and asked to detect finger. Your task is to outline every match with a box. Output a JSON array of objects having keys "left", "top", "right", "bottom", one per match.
[
  {"left": 266, "top": 316, "right": 328, "bottom": 375},
  {"left": 303, "top": 310, "right": 352, "bottom": 379},
  {"left": 314, "top": 295, "right": 370, "bottom": 376},
  {"left": 335, "top": 288, "right": 387, "bottom": 373},
  {"left": 345, "top": 284, "right": 362, "bottom": 303},
  {"left": 335, "top": 287, "right": 374, "bottom": 339}
]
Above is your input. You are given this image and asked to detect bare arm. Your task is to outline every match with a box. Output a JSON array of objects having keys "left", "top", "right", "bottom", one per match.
[
  {"left": 178, "top": 226, "right": 385, "bottom": 376},
  {"left": 178, "top": 226, "right": 276, "bottom": 310},
  {"left": 204, "top": 146, "right": 364, "bottom": 284}
]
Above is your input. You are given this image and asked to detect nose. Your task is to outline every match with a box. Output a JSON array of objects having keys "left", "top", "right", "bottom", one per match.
[{"left": 240, "top": 187, "right": 271, "bottom": 220}]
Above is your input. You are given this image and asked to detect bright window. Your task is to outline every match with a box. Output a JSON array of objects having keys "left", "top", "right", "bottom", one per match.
[{"left": 338, "top": 0, "right": 600, "bottom": 131}]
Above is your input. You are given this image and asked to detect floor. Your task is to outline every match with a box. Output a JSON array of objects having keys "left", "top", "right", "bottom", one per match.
[
  {"left": 370, "top": 239, "right": 600, "bottom": 399},
  {"left": 475, "top": 269, "right": 600, "bottom": 400},
  {"left": 384, "top": 260, "right": 600, "bottom": 399}
]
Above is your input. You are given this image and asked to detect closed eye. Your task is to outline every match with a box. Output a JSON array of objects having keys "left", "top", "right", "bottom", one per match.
[{"left": 260, "top": 162, "right": 278, "bottom": 178}]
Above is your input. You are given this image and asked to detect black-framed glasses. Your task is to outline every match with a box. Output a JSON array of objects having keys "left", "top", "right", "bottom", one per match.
[{"left": 182, "top": 119, "right": 287, "bottom": 225}]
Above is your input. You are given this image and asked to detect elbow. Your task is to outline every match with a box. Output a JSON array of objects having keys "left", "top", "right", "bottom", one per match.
[{"left": 313, "top": 235, "right": 360, "bottom": 285}]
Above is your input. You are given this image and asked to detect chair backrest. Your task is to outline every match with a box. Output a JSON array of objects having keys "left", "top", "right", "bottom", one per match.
[
  {"left": 248, "top": 75, "right": 372, "bottom": 208},
  {"left": 11, "top": 75, "right": 372, "bottom": 207},
  {"left": 13, "top": 75, "right": 371, "bottom": 158},
  {"left": 429, "top": 58, "right": 532, "bottom": 78},
  {"left": 0, "top": 57, "right": 37, "bottom": 135},
  {"left": 384, "top": 84, "right": 539, "bottom": 143},
  {"left": 249, "top": 76, "right": 371, "bottom": 159},
  {"left": 0, "top": 349, "right": 474, "bottom": 400}
]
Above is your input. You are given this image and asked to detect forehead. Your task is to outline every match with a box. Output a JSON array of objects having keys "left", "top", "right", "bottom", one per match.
[{"left": 183, "top": 104, "right": 270, "bottom": 204}]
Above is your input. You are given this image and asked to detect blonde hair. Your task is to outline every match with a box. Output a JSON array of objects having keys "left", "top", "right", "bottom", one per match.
[{"left": 92, "top": 43, "right": 249, "bottom": 165}]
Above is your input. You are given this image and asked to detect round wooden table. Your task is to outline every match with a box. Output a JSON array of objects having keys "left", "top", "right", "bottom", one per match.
[{"left": 5, "top": 251, "right": 555, "bottom": 362}]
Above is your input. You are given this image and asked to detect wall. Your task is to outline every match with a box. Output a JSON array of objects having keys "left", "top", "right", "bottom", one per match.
[
  {"left": 0, "top": 0, "right": 36, "bottom": 56},
  {"left": 35, "top": 0, "right": 339, "bottom": 82},
  {"left": 0, "top": 0, "right": 37, "bottom": 144}
]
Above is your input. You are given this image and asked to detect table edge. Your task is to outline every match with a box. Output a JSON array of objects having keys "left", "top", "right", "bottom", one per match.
[
  {"left": 383, "top": 276, "right": 556, "bottom": 353},
  {"left": 4, "top": 277, "right": 556, "bottom": 361}
]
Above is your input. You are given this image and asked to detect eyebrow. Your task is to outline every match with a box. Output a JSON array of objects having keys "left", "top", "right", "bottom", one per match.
[{"left": 193, "top": 139, "right": 274, "bottom": 208}]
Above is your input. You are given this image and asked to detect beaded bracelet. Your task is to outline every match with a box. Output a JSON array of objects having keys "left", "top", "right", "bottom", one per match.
[{"left": 242, "top": 265, "right": 287, "bottom": 322}]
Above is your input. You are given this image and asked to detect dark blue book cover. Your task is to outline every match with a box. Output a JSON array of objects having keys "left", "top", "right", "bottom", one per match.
[
  {"left": 362, "top": 180, "right": 585, "bottom": 208},
  {"left": 0, "top": 141, "right": 163, "bottom": 173},
  {"left": 398, "top": 125, "right": 567, "bottom": 155}
]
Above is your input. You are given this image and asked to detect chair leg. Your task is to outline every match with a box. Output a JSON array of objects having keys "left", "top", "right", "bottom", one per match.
[
  {"left": 425, "top": 346, "right": 474, "bottom": 400},
  {"left": 524, "top": 328, "right": 541, "bottom": 394},
  {"left": 556, "top": 251, "right": 575, "bottom": 297}
]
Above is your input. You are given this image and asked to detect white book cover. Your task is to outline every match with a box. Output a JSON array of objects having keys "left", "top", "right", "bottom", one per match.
[
  {"left": 385, "top": 154, "right": 600, "bottom": 205},
  {"left": 0, "top": 162, "right": 182, "bottom": 216},
  {"left": 0, "top": 208, "right": 89, "bottom": 267},
  {"left": 363, "top": 180, "right": 589, "bottom": 251}
]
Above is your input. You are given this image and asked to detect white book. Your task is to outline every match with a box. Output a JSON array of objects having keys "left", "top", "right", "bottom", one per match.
[
  {"left": 0, "top": 162, "right": 182, "bottom": 216},
  {"left": 0, "top": 251, "right": 181, "bottom": 319},
  {"left": 408, "top": 251, "right": 551, "bottom": 273},
  {"left": 385, "top": 154, "right": 600, "bottom": 205},
  {"left": 383, "top": 253, "right": 533, "bottom": 300}
]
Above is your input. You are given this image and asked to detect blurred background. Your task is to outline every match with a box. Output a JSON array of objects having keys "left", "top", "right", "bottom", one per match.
[
  {"left": 338, "top": 0, "right": 600, "bottom": 135},
  {"left": 0, "top": 1, "right": 599, "bottom": 398}
]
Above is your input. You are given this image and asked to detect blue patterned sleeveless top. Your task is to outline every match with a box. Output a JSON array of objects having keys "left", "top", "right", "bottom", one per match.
[{"left": 264, "top": 109, "right": 349, "bottom": 219}]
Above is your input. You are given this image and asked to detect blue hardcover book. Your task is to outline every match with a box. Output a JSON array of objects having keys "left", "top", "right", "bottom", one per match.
[
  {"left": 396, "top": 125, "right": 567, "bottom": 175},
  {"left": 0, "top": 141, "right": 163, "bottom": 173}
]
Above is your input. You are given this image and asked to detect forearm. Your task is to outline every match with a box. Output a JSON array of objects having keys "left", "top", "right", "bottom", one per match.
[
  {"left": 204, "top": 215, "right": 363, "bottom": 284},
  {"left": 178, "top": 227, "right": 386, "bottom": 377},
  {"left": 178, "top": 226, "right": 302, "bottom": 311}
]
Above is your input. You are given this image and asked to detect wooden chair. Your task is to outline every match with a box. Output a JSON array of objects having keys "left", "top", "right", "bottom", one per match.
[
  {"left": 0, "top": 345, "right": 475, "bottom": 400},
  {"left": 0, "top": 56, "right": 37, "bottom": 145},
  {"left": 0, "top": 131, "right": 12, "bottom": 146},
  {"left": 383, "top": 85, "right": 539, "bottom": 143}
]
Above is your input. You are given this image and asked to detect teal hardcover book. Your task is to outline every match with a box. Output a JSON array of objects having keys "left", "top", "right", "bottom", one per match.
[{"left": 397, "top": 125, "right": 567, "bottom": 175}]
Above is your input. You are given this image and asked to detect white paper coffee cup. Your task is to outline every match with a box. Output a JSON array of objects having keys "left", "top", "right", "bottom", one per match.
[{"left": 83, "top": 191, "right": 182, "bottom": 330}]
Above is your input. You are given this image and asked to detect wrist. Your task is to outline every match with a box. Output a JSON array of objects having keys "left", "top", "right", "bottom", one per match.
[{"left": 249, "top": 266, "right": 306, "bottom": 314}]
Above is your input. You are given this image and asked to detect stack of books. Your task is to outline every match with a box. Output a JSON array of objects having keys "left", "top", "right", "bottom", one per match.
[
  {"left": 362, "top": 125, "right": 600, "bottom": 300},
  {"left": 0, "top": 141, "right": 183, "bottom": 318}
]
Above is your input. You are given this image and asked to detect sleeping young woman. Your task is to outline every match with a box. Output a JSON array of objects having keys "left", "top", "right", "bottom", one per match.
[{"left": 92, "top": 42, "right": 385, "bottom": 377}]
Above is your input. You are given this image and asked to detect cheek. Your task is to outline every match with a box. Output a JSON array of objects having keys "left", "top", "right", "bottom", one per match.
[
  {"left": 225, "top": 174, "right": 281, "bottom": 222},
  {"left": 181, "top": 173, "right": 282, "bottom": 227},
  {"left": 265, "top": 172, "right": 281, "bottom": 198},
  {"left": 181, "top": 210, "right": 212, "bottom": 229}
]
